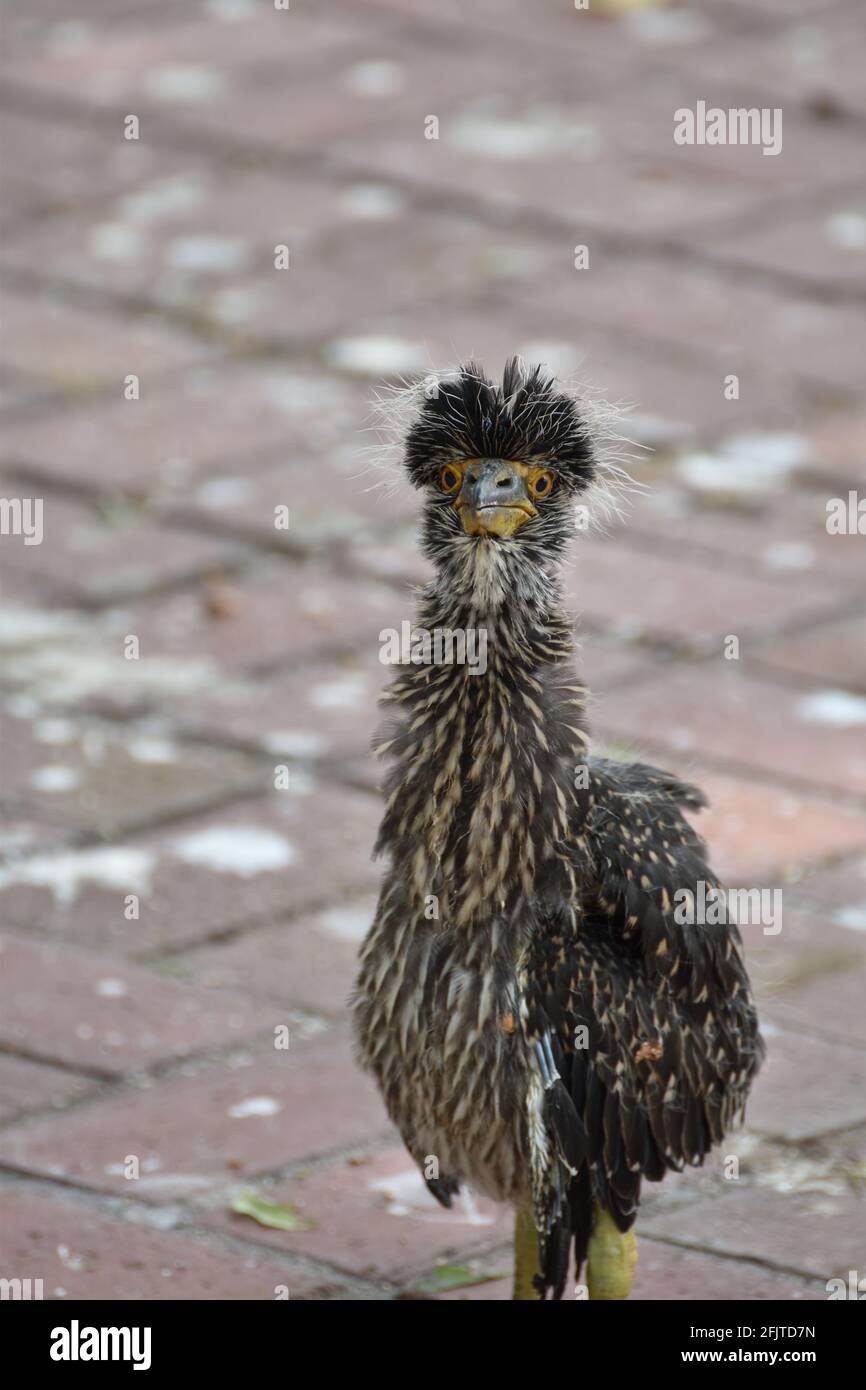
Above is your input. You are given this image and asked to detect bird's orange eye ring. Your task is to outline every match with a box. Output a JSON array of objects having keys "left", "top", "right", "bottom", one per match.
[
  {"left": 440, "top": 465, "right": 462, "bottom": 494},
  {"left": 529, "top": 470, "right": 555, "bottom": 499}
]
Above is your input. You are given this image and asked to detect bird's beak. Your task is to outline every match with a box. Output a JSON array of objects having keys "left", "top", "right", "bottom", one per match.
[{"left": 455, "top": 459, "right": 537, "bottom": 538}]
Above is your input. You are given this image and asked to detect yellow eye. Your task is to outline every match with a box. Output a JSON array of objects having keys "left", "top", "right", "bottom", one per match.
[
  {"left": 440, "top": 464, "right": 462, "bottom": 494},
  {"left": 529, "top": 469, "right": 554, "bottom": 500}
]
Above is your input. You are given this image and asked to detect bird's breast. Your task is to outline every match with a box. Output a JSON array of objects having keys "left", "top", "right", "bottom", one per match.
[{"left": 354, "top": 905, "right": 532, "bottom": 1200}]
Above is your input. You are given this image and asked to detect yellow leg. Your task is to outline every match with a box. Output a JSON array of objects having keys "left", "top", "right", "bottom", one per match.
[
  {"left": 513, "top": 1202, "right": 542, "bottom": 1300},
  {"left": 586, "top": 1204, "right": 637, "bottom": 1300}
]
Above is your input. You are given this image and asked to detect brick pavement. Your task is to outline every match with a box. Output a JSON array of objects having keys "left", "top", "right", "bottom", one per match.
[{"left": 0, "top": 0, "right": 864, "bottom": 1301}]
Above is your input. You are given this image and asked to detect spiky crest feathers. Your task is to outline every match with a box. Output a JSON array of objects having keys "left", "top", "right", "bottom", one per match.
[
  {"left": 364, "top": 357, "right": 638, "bottom": 536},
  {"left": 404, "top": 357, "right": 595, "bottom": 491}
]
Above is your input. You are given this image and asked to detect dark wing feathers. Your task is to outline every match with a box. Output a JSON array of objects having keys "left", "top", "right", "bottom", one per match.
[
  {"left": 525, "top": 756, "right": 763, "bottom": 1298},
  {"left": 425, "top": 1173, "right": 459, "bottom": 1209},
  {"left": 585, "top": 756, "right": 728, "bottom": 991}
]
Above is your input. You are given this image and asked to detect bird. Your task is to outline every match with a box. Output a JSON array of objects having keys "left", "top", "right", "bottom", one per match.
[{"left": 353, "top": 358, "right": 763, "bottom": 1300}]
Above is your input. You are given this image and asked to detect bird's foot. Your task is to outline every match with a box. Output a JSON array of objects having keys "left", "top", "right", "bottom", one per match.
[
  {"left": 586, "top": 1205, "right": 637, "bottom": 1300},
  {"left": 512, "top": 1202, "right": 542, "bottom": 1300}
]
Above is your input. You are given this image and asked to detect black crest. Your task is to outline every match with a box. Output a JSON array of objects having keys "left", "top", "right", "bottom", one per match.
[{"left": 405, "top": 358, "right": 595, "bottom": 492}]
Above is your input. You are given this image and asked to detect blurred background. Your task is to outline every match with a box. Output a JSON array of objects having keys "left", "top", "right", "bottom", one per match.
[{"left": 0, "top": 0, "right": 864, "bottom": 1300}]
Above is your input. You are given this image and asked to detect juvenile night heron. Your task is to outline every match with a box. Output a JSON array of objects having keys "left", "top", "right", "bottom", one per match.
[{"left": 354, "top": 359, "right": 763, "bottom": 1300}]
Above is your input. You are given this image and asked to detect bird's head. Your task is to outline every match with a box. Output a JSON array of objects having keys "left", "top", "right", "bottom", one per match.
[{"left": 402, "top": 359, "right": 597, "bottom": 588}]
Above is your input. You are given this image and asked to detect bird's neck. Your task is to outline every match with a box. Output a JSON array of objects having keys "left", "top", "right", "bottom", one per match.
[{"left": 375, "top": 557, "right": 589, "bottom": 927}]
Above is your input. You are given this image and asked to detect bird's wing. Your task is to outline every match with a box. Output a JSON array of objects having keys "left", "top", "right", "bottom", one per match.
[
  {"left": 521, "top": 756, "right": 763, "bottom": 1297},
  {"left": 580, "top": 754, "right": 738, "bottom": 996}
]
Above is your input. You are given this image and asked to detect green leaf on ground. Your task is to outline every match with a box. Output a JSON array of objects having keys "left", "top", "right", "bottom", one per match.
[
  {"left": 414, "top": 1264, "right": 506, "bottom": 1293},
  {"left": 231, "top": 1191, "right": 315, "bottom": 1232}
]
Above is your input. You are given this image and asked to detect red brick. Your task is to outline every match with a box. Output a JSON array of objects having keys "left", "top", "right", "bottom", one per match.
[
  {"left": 622, "top": 1239, "right": 811, "bottom": 1301},
  {"left": 0, "top": 600, "right": 225, "bottom": 713},
  {"left": 346, "top": 521, "right": 441, "bottom": 590},
  {"left": 0, "top": 786, "right": 381, "bottom": 957},
  {"left": 564, "top": 538, "right": 836, "bottom": 652},
  {"left": 7, "top": 8, "right": 366, "bottom": 109},
  {"left": 1, "top": 569, "right": 408, "bottom": 715},
  {"left": 761, "top": 961, "right": 866, "bottom": 1051},
  {"left": 0, "top": 707, "right": 264, "bottom": 838},
  {"left": 758, "top": 616, "right": 866, "bottom": 691},
  {"left": 0, "top": 112, "right": 203, "bottom": 218},
  {"left": 325, "top": 305, "right": 801, "bottom": 435},
  {"left": 112, "top": 563, "right": 409, "bottom": 677},
  {"left": 0, "top": 1055, "right": 96, "bottom": 1125},
  {"left": 0, "top": 488, "right": 250, "bottom": 605},
  {"left": 339, "top": 119, "right": 777, "bottom": 238},
  {"left": 737, "top": 905, "right": 866, "bottom": 1005},
  {"left": 0, "top": 931, "right": 276, "bottom": 1076},
  {"left": 2, "top": 363, "right": 364, "bottom": 499},
  {"left": 703, "top": 195, "right": 866, "bottom": 291},
  {"left": 0, "top": 286, "right": 215, "bottom": 390},
  {"left": 173, "top": 448, "right": 416, "bottom": 552},
  {"left": 710, "top": 0, "right": 849, "bottom": 16},
  {"left": 746, "top": 1025, "right": 866, "bottom": 1142},
  {"left": 0, "top": 1033, "right": 388, "bottom": 1198},
  {"left": 0, "top": 1186, "right": 338, "bottom": 1300},
  {"left": 188, "top": 210, "right": 575, "bottom": 347},
  {"left": 800, "top": 414, "right": 866, "bottom": 489},
  {"left": 687, "top": 773, "right": 866, "bottom": 882},
  {"left": 557, "top": 326, "right": 802, "bottom": 434},
  {"left": 356, "top": 0, "right": 648, "bottom": 50},
  {"left": 791, "top": 854, "right": 866, "bottom": 924},
  {"left": 202, "top": 1145, "right": 511, "bottom": 1281},
  {"left": 171, "top": 40, "right": 510, "bottom": 158},
  {"left": 514, "top": 254, "right": 866, "bottom": 394},
  {"left": 615, "top": 78, "right": 859, "bottom": 196},
  {"left": 625, "top": 481, "right": 866, "bottom": 596},
  {"left": 3, "top": 0, "right": 187, "bottom": 47},
  {"left": 596, "top": 664, "right": 866, "bottom": 798},
  {"left": 434, "top": 1239, "right": 820, "bottom": 1300},
  {"left": 0, "top": 169, "right": 375, "bottom": 316},
  {"left": 423, "top": 1227, "right": 821, "bottom": 1299},
  {"left": 641, "top": 1183, "right": 866, "bottom": 1281},
  {"left": 0, "top": 366, "right": 51, "bottom": 414},
  {"left": 687, "top": 6, "right": 866, "bottom": 119},
  {"left": 168, "top": 896, "right": 376, "bottom": 1019},
  {"left": 174, "top": 646, "right": 387, "bottom": 766},
  {"left": 0, "top": 815, "right": 70, "bottom": 865}
]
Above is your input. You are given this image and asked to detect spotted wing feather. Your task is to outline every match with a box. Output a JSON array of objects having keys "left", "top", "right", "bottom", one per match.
[{"left": 524, "top": 757, "right": 763, "bottom": 1298}]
